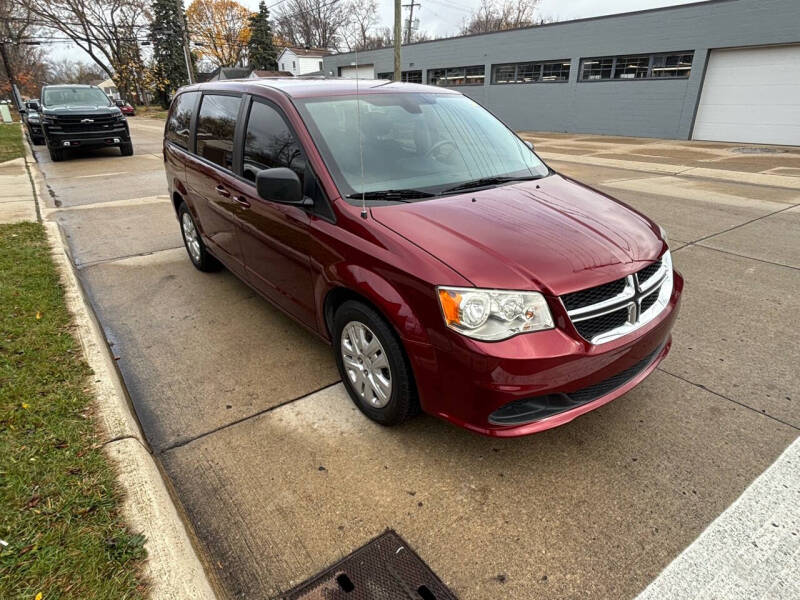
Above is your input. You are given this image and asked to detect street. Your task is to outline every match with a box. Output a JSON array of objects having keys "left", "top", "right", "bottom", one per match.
[{"left": 34, "top": 118, "right": 800, "bottom": 599}]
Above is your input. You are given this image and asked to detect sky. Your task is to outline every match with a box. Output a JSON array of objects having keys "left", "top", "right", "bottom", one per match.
[{"left": 48, "top": 0, "right": 705, "bottom": 64}]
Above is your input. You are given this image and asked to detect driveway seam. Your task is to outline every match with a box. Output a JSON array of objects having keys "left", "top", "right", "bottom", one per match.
[
  {"left": 76, "top": 245, "right": 184, "bottom": 269},
  {"left": 692, "top": 244, "right": 799, "bottom": 272},
  {"left": 159, "top": 381, "right": 342, "bottom": 455},
  {"left": 657, "top": 368, "right": 799, "bottom": 431},
  {"left": 675, "top": 202, "right": 800, "bottom": 247}
]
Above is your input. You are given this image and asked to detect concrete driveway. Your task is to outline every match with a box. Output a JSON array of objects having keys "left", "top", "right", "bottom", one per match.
[{"left": 36, "top": 121, "right": 800, "bottom": 599}]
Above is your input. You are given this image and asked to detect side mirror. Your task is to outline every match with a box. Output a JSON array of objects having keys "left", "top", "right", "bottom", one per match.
[
  {"left": 256, "top": 167, "right": 303, "bottom": 205},
  {"left": 524, "top": 140, "right": 534, "bottom": 150}
]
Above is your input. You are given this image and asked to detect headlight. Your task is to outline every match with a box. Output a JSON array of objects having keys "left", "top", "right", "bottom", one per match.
[{"left": 437, "top": 287, "right": 554, "bottom": 341}]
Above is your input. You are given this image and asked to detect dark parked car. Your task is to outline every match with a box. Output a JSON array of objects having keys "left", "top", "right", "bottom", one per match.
[
  {"left": 164, "top": 79, "right": 682, "bottom": 437},
  {"left": 39, "top": 84, "right": 133, "bottom": 162},
  {"left": 114, "top": 99, "right": 136, "bottom": 116},
  {"left": 22, "top": 100, "right": 44, "bottom": 145}
]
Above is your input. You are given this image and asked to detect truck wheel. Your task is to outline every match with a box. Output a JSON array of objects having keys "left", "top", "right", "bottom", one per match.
[
  {"left": 33, "top": 136, "right": 45, "bottom": 146},
  {"left": 120, "top": 142, "right": 134, "bottom": 156},
  {"left": 333, "top": 300, "right": 420, "bottom": 426},
  {"left": 178, "top": 202, "right": 220, "bottom": 272},
  {"left": 49, "top": 147, "right": 64, "bottom": 162}
]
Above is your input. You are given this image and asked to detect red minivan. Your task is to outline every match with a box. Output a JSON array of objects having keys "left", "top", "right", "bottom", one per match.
[{"left": 163, "top": 78, "right": 683, "bottom": 437}]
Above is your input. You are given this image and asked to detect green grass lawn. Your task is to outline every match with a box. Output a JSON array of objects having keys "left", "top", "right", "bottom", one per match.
[
  {"left": 0, "top": 223, "right": 146, "bottom": 599},
  {"left": 0, "top": 124, "right": 24, "bottom": 163}
]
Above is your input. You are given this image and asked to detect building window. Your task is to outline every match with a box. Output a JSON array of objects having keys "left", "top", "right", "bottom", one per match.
[
  {"left": 491, "top": 60, "right": 570, "bottom": 84},
  {"left": 428, "top": 65, "right": 485, "bottom": 87},
  {"left": 614, "top": 55, "right": 650, "bottom": 79},
  {"left": 580, "top": 51, "right": 694, "bottom": 81},
  {"left": 318, "top": 61, "right": 323, "bottom": 70},
  {"left": 292, "top": 60, "right": 296, "bottom": 70},
  {"left": 377, "top": 70, "right": 423, "bottom": 83},
  {"left": 581, "top": 57, "right": 614, "bottom": 80},
  {"left": 651, "top": 52, "right": 694, "bottom": 78}
]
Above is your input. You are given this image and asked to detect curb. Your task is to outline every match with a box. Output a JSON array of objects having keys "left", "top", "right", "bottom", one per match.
[{"left": 23, "top": 137, "right": 219, "bottom": 599}]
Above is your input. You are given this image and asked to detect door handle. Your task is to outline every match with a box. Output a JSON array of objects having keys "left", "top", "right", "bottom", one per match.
[
  {"left": 233, "top": 195, "right": 251, "bottom": 209},
  {"left": 215, "top": 185, "right": 230, "bottom": 198}
]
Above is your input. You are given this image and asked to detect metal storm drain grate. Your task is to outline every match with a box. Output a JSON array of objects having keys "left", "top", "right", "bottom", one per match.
[{"left": 281, "top": 530, "right": 458, "bottom": 600}]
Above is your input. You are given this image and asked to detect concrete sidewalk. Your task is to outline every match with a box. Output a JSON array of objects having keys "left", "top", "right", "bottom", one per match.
[
  {"left": 520, "top": 132, "right": 800, "bottom": 190},
  {"left": 0, "top": 157, "right": 37, "bottom": 223}
]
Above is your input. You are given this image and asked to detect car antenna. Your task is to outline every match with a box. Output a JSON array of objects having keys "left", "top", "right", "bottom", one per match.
[{"left": 354, "top": 47, "right": 367, "bottom": 219}]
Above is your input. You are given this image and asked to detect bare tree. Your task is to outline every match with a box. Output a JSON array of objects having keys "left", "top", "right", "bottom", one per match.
[
  {"left": 273, "top": 0, "right": 348, "bottom": 50},
  {"left": 341, "top": 0, "right": 377, "bottom": 51},
  {"left": 0, "top": 0, "right": 47, "bottom": 101},
  {"left": 47, "top": 57, "right": 107, "bottom": 84},
  {"left": 16, "top": 0, "right": 150, "bottom": 101},
  {"left": 460, "top": 0, "right": 545, "bottom": 35}
]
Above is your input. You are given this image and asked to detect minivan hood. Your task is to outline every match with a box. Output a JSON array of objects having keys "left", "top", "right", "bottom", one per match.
[{"left": 371, "top": 174, "right": 664, "bottom": 296}]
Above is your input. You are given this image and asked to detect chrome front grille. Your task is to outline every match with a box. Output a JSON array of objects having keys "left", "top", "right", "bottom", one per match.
[{"left": 562, "top": 252, "right": 673, "bottom": 344}]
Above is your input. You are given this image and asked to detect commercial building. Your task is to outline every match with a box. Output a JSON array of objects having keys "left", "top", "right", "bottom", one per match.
[{"left": 322, "top": 0, "right": 800, "bottom": 145}]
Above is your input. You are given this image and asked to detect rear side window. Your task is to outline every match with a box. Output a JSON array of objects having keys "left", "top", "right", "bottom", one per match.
[
  {"left": 196, "top": 94, "right": 241, "bottom": 170},
  {"left": 166, "top": 91, "right": 199, "bottom": 149},
  {"left": 242, "top": 100, "right": 305, "bottom": 184}
]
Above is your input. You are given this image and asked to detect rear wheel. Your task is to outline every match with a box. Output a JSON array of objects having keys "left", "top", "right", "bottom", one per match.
[
  {"left": 178, "top": 202, "right": 220, "bottom": 272},
  {"left": 333, "top": 300, "right": 419, "bottom": 426},
  {"left": 120, "top": 141, "right": 134, "bottom": 156}
]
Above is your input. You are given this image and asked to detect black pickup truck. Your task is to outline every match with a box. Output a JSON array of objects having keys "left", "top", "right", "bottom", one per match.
[{"left": 39, "top": 84, "right": 133, "bottom": 162}]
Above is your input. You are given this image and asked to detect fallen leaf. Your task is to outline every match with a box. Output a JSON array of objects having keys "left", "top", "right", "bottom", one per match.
[
  {"left": 26, "top": 495, "right": 41, "bottom": 508},
  {"left": 21, "top": 403, "right": 29, "bottom": 409},
  {"left": 35, "top": 593, "right": 43, "bottom": 600},
  {"left": 35, "top": 312, "right": 41, "bottom": 320}
]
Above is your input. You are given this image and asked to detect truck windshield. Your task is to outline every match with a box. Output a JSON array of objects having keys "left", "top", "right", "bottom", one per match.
[
  {"left": 42, "top": 87, "right": 112, "bottom": 108},
  {"left": 296, "top": 92, "right": 549, "bottom": 200}
]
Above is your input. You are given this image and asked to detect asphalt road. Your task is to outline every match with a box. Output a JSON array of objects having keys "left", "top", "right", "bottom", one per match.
[{"left": 35, "top": 119, "right": 800, "bottom": 599}]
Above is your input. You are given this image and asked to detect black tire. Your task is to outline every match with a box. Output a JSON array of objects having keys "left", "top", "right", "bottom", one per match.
[
  {"left": 49, "top": 147, "right": 65, "bottom": 162},
  {"left": 333, "top": 300, "right": 420, "bottom": 426},
  {"left": 120, "top": 141, "right": 134, "bottom": 156},
  {"left": 177, "top": 201, "right": 220, "bottom": 272},
  {"left": 32, "top": 136, "right": 44, "bottom": 146}
]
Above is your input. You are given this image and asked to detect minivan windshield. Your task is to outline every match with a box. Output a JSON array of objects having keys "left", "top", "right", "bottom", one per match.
[
  {"left": 296, "top": 93, "right": 549, "bottom": 200},
  {"left": 42, "top": 87, "right": 112, "bottom": 108}
]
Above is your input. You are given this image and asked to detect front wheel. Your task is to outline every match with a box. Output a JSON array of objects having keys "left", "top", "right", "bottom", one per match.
[
  {"left": 49, "top": 147, "right": 65, "bottom": 162},
  {"left": 333, "top": 300, "right": 419, "bottom": 426},
  {"left": 178, "top": 202, "right": 220, "bottom": 272},
  {"left": 120, "top": 141, "right": 134, "bottom": 156}
]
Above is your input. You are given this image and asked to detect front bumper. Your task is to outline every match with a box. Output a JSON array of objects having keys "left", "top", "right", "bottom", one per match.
[
  {"left": 27, "top": 122, "right": 43, "bottom": 137},
  {"left": 43, "top": 124, "right": 130, "bottom": 149},
  {"left": 408, "top": 270, "right": 684, "bottom": 437}
]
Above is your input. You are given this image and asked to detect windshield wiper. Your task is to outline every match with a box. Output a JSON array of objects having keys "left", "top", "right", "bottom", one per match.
[
  {"left": 440, "top": 175, "right": 542, "bottom": 195},
  {"left": 346, "top": 189, "right": 436, "bottom": 201}
]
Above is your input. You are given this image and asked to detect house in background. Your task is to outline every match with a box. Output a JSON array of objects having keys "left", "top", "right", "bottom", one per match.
[
  {"left": 92, "top": 78, "right": 119, "bottom": 100},
  {"left": 277, "top": 47, "right": 332, "bottom": 76}
]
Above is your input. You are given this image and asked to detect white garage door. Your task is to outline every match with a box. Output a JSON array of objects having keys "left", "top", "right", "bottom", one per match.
[
  {"left": 693, "top": 45, "right": 800, "bottom": 146},
  {"left": 339, "top": 64, "right": 375, "bottom": 79}
]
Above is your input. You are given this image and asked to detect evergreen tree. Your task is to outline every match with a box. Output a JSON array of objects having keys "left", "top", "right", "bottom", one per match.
[
  {"left": 150, "top": 0, "right": 191, "bottom": 108},
  {"left": 247, "top": 1, "right": 278, "bottom": 71}
]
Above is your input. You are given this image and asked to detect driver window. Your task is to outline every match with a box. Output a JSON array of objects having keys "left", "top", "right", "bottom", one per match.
[{"left": 242, "top": 101, "right": 305, "bottom": 185}]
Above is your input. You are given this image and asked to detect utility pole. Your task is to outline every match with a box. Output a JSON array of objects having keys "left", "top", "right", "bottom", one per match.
[
  {"left": 403, "top": 1, "right": 421, "bottom": 45},
  {"left": 393, "top": 0, "right": 401, "bottom": 80},
  {"left": 0, "top": 12, "right": 21, "bottom": 111},
  {"left": 178, "top": 0, "right": 194, "bottom": 84}
]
